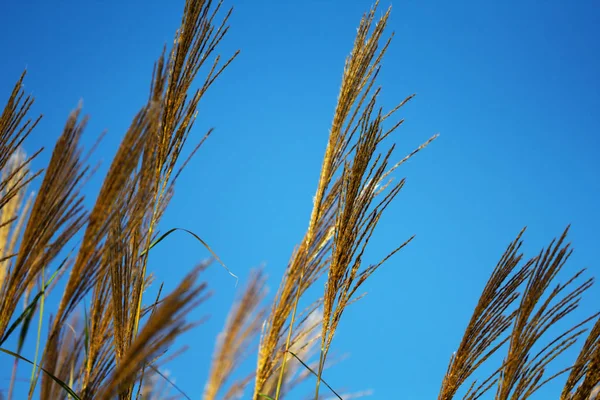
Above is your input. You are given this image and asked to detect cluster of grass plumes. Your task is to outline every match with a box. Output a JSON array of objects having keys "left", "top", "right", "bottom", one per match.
[
  {"left": 0, "top": 0, "right": 237, "bottom": 398},
  {"left": 1, "top": 0, "right": 600, "bottom": 399},
  {"left": 438, "top": 227, "right": 600, "bottom": 400}
]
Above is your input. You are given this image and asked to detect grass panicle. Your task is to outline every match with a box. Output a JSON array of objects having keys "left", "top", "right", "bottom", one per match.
[
  {"left": 561, "top": 317, "right": 600, "bottom": 399},
  {"left": 439, "top": 227, "right": 600, "bottom": 400},
  {"left": 438, "top": 229, "right": 532, "bottom": 399},
  {"left": 254, "top": 3, "right": 437, "bottom": 398}
]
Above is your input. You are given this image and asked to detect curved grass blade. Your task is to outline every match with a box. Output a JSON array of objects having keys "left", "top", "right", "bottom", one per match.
[
  {"left": 148, "top": 363, "right": 192, "bottom": 400},
  {"left": 0, "top": 256, "right": 68, "bottom": 345},
  {"left": 16, "top": 296, "right": 35, "bottom": 353},
  {"left": 0, "top": 347, "right": 81, "bottom": 400},
  {"left": 140, "top": 227, "right": 238, "bottom": 285},
  {"left": 288, "top": 351, "right": 343, "bottom": 400}
]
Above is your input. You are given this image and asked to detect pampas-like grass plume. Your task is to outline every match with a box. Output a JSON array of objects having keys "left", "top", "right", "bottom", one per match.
[
  {"left": 438, "top": 227, "right": 600, "bottom": 400},
  {"left": 253, "top": 3, "right": 437, "bottom": 399}
]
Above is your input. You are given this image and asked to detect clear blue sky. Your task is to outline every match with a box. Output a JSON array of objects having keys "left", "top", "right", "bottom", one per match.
[{"left": 1, "top": 0, "right": 599, "bottom": 398}]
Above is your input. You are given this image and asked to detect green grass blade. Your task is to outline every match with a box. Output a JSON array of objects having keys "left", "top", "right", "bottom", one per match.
[
  {"left": 258, "top": 395, "right": 275, "bottom": 400},
  {"left": 140, "top": 227, "right": 238, "bottom": 285},
  {"left": 2, "top": 294, "right": 37, "bottom": 346},
  {"left": 0, "top": 257, "right": 68, "bottom": 346},
  {"left": 16, "top": 300, "right": 35, "bottom": 353},
  {"left": 0, "top": 347, "right": 81, "bottom": 400}
]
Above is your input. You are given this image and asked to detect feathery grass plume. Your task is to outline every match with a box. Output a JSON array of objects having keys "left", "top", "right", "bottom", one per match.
[
  {"left": 253, "top": 2, "right": 440, "bottom": 397},
  {"left": 203, "top": 269, "right": 267, "bottom": 400},
  {"left": 33, "top": 0, "right": 236, "bottom": 396},
  {"left": 2, "top": 150, "right": 35, "bottom": 400},
  {"left": 38, "top": 103, "right": 155, "bottom": 399},
  {"left": 0, "top": 72, "right": 44, "bottom": 343},
  {"left": 105, "top": 161, "right": 160, "bottom": 400},
  {"left": 562, "top": 316, "right": 600, "bottom": 399},
  {"left": 79, "top": 269, "right": 116, "bottom": 399},
  {"left": 311, "top": 4, "right": 437, "bottom": 397},
  {"left": 493, "top": 226, "right": 595, "bottom": 399},
  {"left": 142, "top": 0, "right": 239, "bottom": 220},
  {"left": 438, "top": 229, "right": 532, "bottom": 399},
  {"left": 47, "top": 103, "right": 155, "bottom": 333},
  {"left": 130, "top": 0, "right": 239, "bottom": 350},
  {"left": 95, "top": 264, "right": 209, "bottom": 400},
  {"left": 98, "top": 0, "right": 237, "bottom": 396},
  {"left": 0, "top": 106, "right": 89, "bottom": 342},
  {"left": 0, "top": 72, "right": 42, "bottom": 176},
  {"left": 0, "top": 149, "right": 31, "bottom": 297},
  {"left": 79, "top": 226, "right": 160, "bottom": 398},
  {"left": 439, "top": 227, "right": 598, "bottom": 399},
  {"left": 77, "top": 84, "right": 164, "bottom": 400}
]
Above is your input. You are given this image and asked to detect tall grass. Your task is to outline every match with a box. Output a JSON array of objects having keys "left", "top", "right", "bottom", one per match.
[{"left": 0, "top": 0, "right": 599, "bottom": 399}]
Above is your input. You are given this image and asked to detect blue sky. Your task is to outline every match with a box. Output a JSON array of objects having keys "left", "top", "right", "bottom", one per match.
[{"left": 1, "top": 0, "right": 599, "bottom": 399}]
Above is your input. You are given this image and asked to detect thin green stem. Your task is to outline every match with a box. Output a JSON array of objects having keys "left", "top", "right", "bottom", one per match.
[
  {"left": 274, "top": 273, "right": 303, "bottom": 399},
  {"left": 315, "top": 346, "right": 326, "bottom": 400},
  {"left": 28, "top": 264, "right": 45, "bottom": 399}
]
